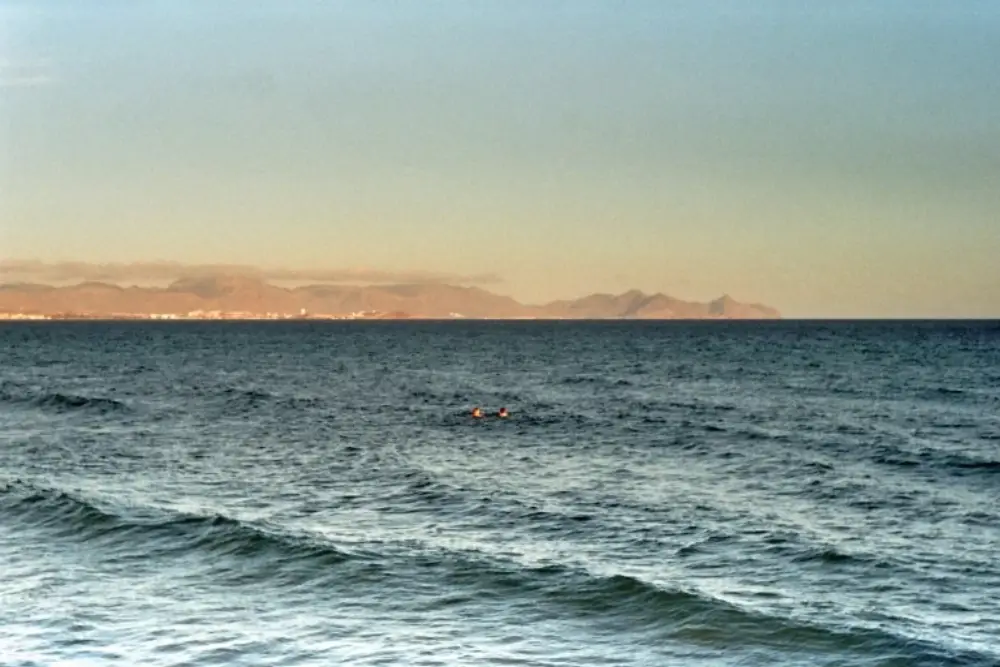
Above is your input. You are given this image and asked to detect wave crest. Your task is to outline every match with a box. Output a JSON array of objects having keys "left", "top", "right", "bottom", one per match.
[{"left": 0, "top": 480, "right": 352, "bottom": 565}]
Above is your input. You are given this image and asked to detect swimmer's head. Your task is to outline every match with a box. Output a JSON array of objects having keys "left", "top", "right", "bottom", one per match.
[
  {"left": 471, "top": 407, "right": 483, "bottom": 418},
  {"left": 497, "top": 407, "right": 509, "bottom": 418}
]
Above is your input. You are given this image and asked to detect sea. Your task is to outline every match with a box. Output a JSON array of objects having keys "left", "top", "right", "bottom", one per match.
[{"left": 1, "top": 320, "right": 998, "bottom": 666}]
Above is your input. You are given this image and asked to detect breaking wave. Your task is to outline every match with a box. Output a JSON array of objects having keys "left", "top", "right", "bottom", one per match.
[{"left": 0, "top": 479, "right": 990, "bottom": 666}]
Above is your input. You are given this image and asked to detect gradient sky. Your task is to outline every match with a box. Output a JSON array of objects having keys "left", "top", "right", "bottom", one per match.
[{"left": 2, "top": 0, "right": 998, "bottom": 317}]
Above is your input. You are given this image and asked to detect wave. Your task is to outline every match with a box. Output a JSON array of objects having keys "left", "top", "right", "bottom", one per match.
[
  {"left": 667, "top": 400, "right": 736, "bottom": 413},
  {"left": 868, "top": 444, "right": 1000, "bottom": 476},
  {"left": 220, "top": 387, "right": 273, "bottom": 400},
  {"left": 558, "top": 375, "right": 632, "bottom": 387},
  {"left": 0, "top": 382, "right": 318, "bottom": 419},
  {"left": 789, "top": 545, "right": 889, "bottom": 568},
  {"left": 408, "top": 388, "right": 445, "bottom": 401},
  {"left": 0, "top": 480, "right": 354, "bottom": 566},
  {"left": 678, "top": 532, "right": 889, "bottom": 569},
  {"left": 195, "top": 386, "right": 326, "bottom": 413},
  {"left": 216, "top": 387, "right": 276, "bottom": 410},
  {"left": 34, "top": 393, "right": 128, "bottom": 413},
  {"left": 0, "top": 386, "right": 129, "bottom": 414},
  {"left": 848, "top": 424, "right": 999, "bottom": 474},
  {"left": 946, "top": 455, "right": 1000, "bottom": 473},
  {"left": 407, "top": 387, "right": 534, "bottom": 408},
  {"left": 1, "top": 480, "right": 993, "bottom": 665},
  {"left": 433, "top": 408, "right": 613, "bottom": 431},
  {"left": 928, "top": 387, "right": 967, "bottom": 397},
  {"left": 468, "top": 563, "right": 989, "bottom": 666}
]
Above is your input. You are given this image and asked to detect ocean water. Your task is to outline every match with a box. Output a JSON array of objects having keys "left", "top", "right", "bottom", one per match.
[{"left": 1, "top": 320, "right": 998, "bottom": 666}]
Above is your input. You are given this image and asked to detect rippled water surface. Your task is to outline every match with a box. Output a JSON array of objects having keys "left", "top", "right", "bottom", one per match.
[{"left": 1, "top": 320, "right": 998, "bottom": 666}]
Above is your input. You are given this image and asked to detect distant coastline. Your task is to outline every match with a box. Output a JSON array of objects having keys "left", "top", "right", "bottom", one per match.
[
  {"left": 0, "top": 275, "right": 781, "bottom": 321},
  {"left": 0, "top": 312, "right": 782, "bottom": 322}
]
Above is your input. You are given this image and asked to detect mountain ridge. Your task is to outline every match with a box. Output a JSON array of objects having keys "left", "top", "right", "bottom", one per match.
[{"left": 0, "top": 275, "right": 781, "bottom": 319}]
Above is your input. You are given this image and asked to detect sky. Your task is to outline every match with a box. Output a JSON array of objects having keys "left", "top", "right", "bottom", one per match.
[{"left": 1, "top": 0, "right": 998, "bottom": 317}]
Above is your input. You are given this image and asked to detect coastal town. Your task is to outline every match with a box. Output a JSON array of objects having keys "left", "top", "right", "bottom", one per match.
[{"left": 0, "top": 309, "right": 419, "bottom": 321}]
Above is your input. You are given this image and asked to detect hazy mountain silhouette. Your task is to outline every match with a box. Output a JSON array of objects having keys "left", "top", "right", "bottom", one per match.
[{"left": 0, "top": 275, "right": 780, "bottom": 319}]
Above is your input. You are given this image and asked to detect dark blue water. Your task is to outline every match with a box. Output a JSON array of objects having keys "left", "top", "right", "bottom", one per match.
[{"left": 1, "top": 321, "right": 998, "bottom": 666}]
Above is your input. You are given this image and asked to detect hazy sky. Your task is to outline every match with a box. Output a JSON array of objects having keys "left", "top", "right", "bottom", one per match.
[{"left": 2, "top": 1, "right": 998, "bottom": 317}]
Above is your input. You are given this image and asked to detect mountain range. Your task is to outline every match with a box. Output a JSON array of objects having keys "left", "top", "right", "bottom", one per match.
[{"left": 0, "top": 275, "right": 781, "bottom": 319}]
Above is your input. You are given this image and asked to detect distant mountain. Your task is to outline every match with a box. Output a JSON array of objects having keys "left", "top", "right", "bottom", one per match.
[
  {"left": 0, "top": 275, "right": 781, "bottom": 319},
  {"left": 536, "top": 288, "right": 780, "bottom": 319}
]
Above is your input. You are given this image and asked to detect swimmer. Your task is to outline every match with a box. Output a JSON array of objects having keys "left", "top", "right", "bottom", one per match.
[
  {"left": 471, "top": 407, "right": 484, "bottom": 419},
  {"left": 497, "top": 407, "right": 509, "bottom": 418}
]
